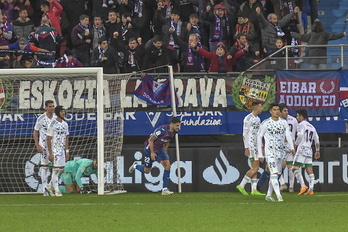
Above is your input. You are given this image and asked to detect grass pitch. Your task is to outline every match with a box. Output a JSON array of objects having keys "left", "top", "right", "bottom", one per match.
[{"left": 1, "top": 192, "right": 348, "bottom": 232}]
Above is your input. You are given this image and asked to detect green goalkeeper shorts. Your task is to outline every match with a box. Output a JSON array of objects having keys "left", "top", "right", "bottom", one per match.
[{"left": 61, "top": 172, "right": 76, "bottom": 185}]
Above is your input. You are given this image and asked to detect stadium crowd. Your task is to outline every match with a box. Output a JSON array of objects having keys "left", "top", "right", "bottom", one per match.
[{"left": 0, "top": 0, "right": 320, "bottom": 73}]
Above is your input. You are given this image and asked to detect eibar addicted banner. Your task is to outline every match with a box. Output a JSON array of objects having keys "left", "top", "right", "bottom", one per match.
[
  {"left": 339, "top": 70, "right": 348, "bottom": 120},
  {"left": 276, "top": 71, "right": 340, "bottom": 116}
]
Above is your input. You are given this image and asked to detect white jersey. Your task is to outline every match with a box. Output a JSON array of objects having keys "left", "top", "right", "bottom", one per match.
[
  {"left": 295, "top": 120, "right": 319, "bottom": 156},
  {"left": 287, "top": 115, "right": 298, "bottom": 141},
  {"left": 243, "top": 113, "right": 260, "bottom": 155},
  {"left": 47, "top": 119, "right": 69, "bottom": 156},
  {"left": 257, "top": 117, "right": 294, "bottom": 159},
  {"left": 34, "top": 112, "right": 56, "bottom": 149}
]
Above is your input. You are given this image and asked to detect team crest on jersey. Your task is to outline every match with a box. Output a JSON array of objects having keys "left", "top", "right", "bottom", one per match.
[{"left": 231, "top": 74, "right": 276, "bottom": 110}]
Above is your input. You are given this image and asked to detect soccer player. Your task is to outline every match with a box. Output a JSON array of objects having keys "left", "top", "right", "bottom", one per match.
[
  {"left": 236, "top": 101, "right": 265, "bottom": 196},
  {"left": 128, "top": 117, "right": 181, "bottom": 195},
  {"left": 33, "top": 100, "right": 56, "bottom": 196},
  {"left": 279, "top": 103, "right": 305, "bottom": 193},
  {"left": 45, "top": 106, "right": 70, "bottom": 197},
  {"left": 292, "top": 109, "right": 320, "bottom": 195},
  {"left": 257, "top": 103, "right": 294, "bottom": 202},
  {"left": 58, "top": 158, "right": 98, "bottom": 194}
]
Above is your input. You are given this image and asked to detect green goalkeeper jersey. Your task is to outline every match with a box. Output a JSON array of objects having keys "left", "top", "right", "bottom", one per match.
[{"left": 64, "top": 159, "right": 97, "bottom": 188}]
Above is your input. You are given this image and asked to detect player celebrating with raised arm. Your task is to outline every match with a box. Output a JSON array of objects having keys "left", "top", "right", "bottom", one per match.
[
  {"left": 257, "top": 103, "right": 295, "bottom": 202},
  {"left": 33, "top": 100, "right": 56, "bottom": 196},
  {"left": 236, "top": 102, "right": 265, "bottom": 196},
  {"left": 45, "top": 106, "right": 70, "bottom": 197},
  {"left": 292, "top": 109, "right": 320, "bottom": 195},
  {"left": 59, "top": 158, "right": 97, "bottom": 194},
  {"left": 129, "top": 117, "right": 181, "bottom": 195}
]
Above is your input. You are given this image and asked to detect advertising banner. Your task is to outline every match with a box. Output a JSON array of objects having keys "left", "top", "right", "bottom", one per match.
[
  {"left": 3, "top": 147, "right": 348, "bottom": 193},
  {"left": 277, "top": 71, "right": 340, "bottom": 116}
]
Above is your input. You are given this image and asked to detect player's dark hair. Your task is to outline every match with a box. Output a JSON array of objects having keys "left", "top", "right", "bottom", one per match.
[
  {"left": 45, "top": 100, "right": 54, "bottom": 107},
  {"left": 268, "top": 103, "right": 279, "bottom": 111},
  {"left": 55, "top": 105, "right": 65, "bottom": 119},
  {"left": 170, "top": 117, "right": 180, "bottom": 124},
  {"left": 252, "top": 101, "right": 261, "bottom": 107},
  {"left": 40, "top": 1, "right": 49, "bottom": 8},
  {"left": 279, "top": 103, "right": 288, "bottom": 112},
  {"left": 296, "top": 109, "right": 308, "bottom": 119}
]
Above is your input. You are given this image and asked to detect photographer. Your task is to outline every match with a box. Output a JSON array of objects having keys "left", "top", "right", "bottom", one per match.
[{"left": 90, "top": 36, "right": 121, "bottom": 74}]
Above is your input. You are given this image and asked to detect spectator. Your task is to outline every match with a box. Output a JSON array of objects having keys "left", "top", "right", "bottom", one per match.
[
  {"left": 0, "top": 37, "right": 50, "bottom": 68},
  {"left": 234, "top": 12, "right": 257, "bottom": 48},
  {"left": 142, "top": 35, "right": 171, "bottom": 73},
  {"left": 192, "top": 41, "right": 233, "bottom": 73},
  {"left": 1, "top": 0, "right": 16, "bottom": 22},
  {"left": 267, "top": 37, "right": 294, "bottom": 70},
  {"left": 113, "top": 13, "right": 138, "bottom": 46},
  {"left": 13, "top": 55, "right": 37, "bottom": 68},
  {"left": 71, "top": 14, "right": 92, "bottom": 66},
  {"left": 105, "top": 10, "right": 120, "bottom": 42},
  {"left": 173, "top": 33, "right": 207, "bottom": 72},
  {"left": 56, "top": 48, "right": 83, "bottom": 68},
  {"left": 131, "top": 0, "right": 155, "bottom": 43},
  {"left": 90, "top": 37, "right": 121, "bottom": 74},
  {"left": 256, "top": 6, "right": 300, "bottom": 55},
  {"left": 239, "top": 0, "right": 263, "bottom": 31},
  {"left": 228, "top": 33, "right": 259, "bottom": 71},
  {"left": 181, "top": 13, "right": 209, "bottom": 49},
  {"left": 90, "top": 16, "right": 106, "bottom": 50},
  {"left": 152, "top": 0, "right": 179, "bottom": 35},
  {"left": 11, "top": 9, "right": 34, "bottom": 41},
  {"left": 30, "top": 17, "right": 61, "bottom": 68},
  {"left": 117, "top": 0, "right": 134, "bottom": 17},
  {"left": 203, "top": 3, "right": 232, "bottom": 52},
  {"left": 0, "top": 12, "right": 13, "bottom": 68},
  {"left": 113, "top": 37, "right": 145, "bottom": 73},
  {"left": 291, "top": 19, "right": 346, "bottom": 69},
  {"left": 13, "top": 0, "right": 34, "bottom": 21},
  {"left": 40, "top": 0, "right": 63, "bottom": 35}
]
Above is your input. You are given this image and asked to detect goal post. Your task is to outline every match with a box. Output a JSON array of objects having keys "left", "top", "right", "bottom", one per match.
[{"left": 0, "top": 68, "right": 129, "bottom": 195}]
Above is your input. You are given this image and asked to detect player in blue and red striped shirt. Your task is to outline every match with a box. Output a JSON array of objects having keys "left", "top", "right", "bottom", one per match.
[{"left": 129, "top": 117, "right": 181, "bottom": 195}]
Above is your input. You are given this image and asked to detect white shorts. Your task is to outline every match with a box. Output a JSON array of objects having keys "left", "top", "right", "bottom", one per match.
[
  {"left": 40, "top": 149, "right": 50, "bottom": 166},
  {"left": 248, "top": 147, "right": 259, "bottom": 162},
  {"left": 53, "top": 150, "right": 66, "bottom": 167},
  {"left": 265, "top": 153, "right": 283, "bottom": 175},
  {"left": 293, "top": 146, "right": 313, "bottom": 167},
  {"left": 286, "top": 151, "right": 294, "bottom": 164}
]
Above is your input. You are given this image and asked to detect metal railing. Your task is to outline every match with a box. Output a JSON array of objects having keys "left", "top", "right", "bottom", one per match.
[{"left": 244, "top": 44, "right": 348, "bottom": 73}]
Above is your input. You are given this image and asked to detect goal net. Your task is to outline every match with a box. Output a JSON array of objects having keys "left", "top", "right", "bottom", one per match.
[{"left": 0, "top": 68, "right": 130, "bottom": 195}]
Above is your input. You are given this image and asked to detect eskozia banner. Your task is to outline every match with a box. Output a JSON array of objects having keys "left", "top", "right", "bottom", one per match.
[{"left": 276, "top": 71, "right": 340, "bottom": 116}]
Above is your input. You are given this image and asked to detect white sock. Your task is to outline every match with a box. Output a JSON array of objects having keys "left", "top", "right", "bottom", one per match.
[
  {"left": 294, "top": 169, "right": 305, "bottom": 188},
  {"left": 51, "top": 168, "right": 63, "bottom": 191},
  {"left": 251, "top": 178, "right": 257, "bottom": 192},
  {"left": 309, "top": 174, "right": 315, "bottom": 191},
  {"left": 270, "top": 174, "right": 281, "bottom": 199},
  {"left": 240, "top": 175, "right": 250, "bottom": 188},
  {"left": 288, "top": 169, "right": 295, "bottom": 188},
  {"left": 266, "top": 179, "right": 273, "bottom": 197},
  {"left": 41, "top": 167, "right": 50, "bottom": 193}
]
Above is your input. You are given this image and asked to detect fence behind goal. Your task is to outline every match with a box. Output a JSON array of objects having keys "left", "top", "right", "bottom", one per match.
[{"left": 0, "top": 68, "right": 129, "bottom": 195}]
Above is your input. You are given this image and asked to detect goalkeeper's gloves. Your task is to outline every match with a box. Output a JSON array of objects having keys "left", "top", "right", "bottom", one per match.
[{"left": 80, "top": 188, "right": 88, "bottom": 194}]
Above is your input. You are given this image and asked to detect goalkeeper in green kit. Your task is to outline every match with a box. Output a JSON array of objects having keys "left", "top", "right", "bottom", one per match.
[{"left": 58, "top": 158, "right": 98, "bottom": 194}]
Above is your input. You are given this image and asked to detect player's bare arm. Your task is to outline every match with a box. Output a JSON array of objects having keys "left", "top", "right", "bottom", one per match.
[
  {"left": 33, "top": 130, "right": 43, "bottom": 153},
  {"left": 47, "top": 135, "right": 53, "bottom": 162}
]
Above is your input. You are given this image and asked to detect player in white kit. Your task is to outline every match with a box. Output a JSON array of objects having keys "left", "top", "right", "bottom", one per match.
[
  {"left": 257, "top": 103, "right": 294, "bottom": 202},
  {"left": 45, "top": 105, "right": 70, "bottom": 197},
  {"left": 236, "top": 101, "right": 265, "bottom": 196},
  {"left": 292, "top": 109, "right": 320, "bottom": 195},
  {"left": 33, "top": 100, "right": 56, "bottom": 195},
  {"left": 279, "top": 103, "right": 304, "bottom": 193}
]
